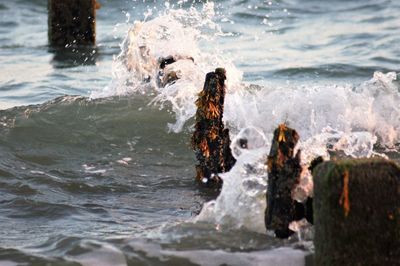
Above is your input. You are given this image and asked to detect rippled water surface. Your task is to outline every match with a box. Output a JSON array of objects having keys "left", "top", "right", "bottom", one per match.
[{"left": 0, "top": 0, "right": 399, "bottom": 265}]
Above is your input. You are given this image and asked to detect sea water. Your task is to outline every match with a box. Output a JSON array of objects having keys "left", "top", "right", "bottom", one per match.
[{"left": 0, "top": 0, "right": 399, "bottom": 265}]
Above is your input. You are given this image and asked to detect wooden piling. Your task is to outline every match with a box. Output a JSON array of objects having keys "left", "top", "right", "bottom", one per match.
[
  {"left": 265, "top": 124, "right": 313, "bottom": 238},
  {"left": 265, "top": 124, "right": 301, "bottom": 238},
  {"left": 191, "top": 68, "right": 236, "bottom": 189},
  {"left": 48, "top": 0, "right": 97, "bottom": 47},
  {"left": 313, "top": 159, "right": 400, "bottom": 265}
]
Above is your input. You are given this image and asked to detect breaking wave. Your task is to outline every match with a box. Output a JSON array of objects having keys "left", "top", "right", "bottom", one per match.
[{"left": 91, "top": 2, "right": 400, "bottom": 233}]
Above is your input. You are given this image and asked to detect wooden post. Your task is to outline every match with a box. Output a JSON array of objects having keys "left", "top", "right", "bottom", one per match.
[
  {"left": 313, "top": 159, "right": 400, "bottom": 265},
  {"left": 191, "top": 68, "right": 236, "bottom": 189},
  {"left": 48, "top": 0, "right": 97, "bottom": 47},
  {"left": 265, "top": 124, "right": 313, "bottom": 238}
]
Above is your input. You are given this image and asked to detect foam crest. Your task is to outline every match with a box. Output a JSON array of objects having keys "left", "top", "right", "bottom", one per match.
[
  {"left": 225, "top": 72, "right": 399, "bottom": 150},
  {"left": 91, "top": 2, "right": 242, "bottom": 132}
]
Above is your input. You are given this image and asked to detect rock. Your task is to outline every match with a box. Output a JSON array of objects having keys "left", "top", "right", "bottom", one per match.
[{"left": 313, "top": 159, "right": 400, "bottom": 266}]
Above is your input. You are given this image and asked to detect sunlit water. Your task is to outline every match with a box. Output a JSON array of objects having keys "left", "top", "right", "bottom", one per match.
[{"left": 0, "top": 0, "right": 399, "bottom": 265}]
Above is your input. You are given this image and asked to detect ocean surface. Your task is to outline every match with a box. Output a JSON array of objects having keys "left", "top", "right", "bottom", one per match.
[{"left": 0, "top": 0, "right": 399, "bottom": 265}]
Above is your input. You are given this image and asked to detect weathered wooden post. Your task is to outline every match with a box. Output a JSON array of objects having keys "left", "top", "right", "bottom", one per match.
[
  {"left": 191, "top": 68, "right": 236, "bottom": 189},
  {"left": 48, "top": 0, "right": 98, "bottom": 47},
  {"left": 313, "top": 159, "right": 400, "bottom": 265},
  {"left": 265, "top": 124, "right": 313, "bottom": 238}
]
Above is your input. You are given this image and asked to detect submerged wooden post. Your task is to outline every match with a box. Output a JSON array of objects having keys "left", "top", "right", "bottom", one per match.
[
  {"left": 191, "top": 68, "right": 236, "bottom": 189},
  {"left": 313, "top": 159, "right": 400, "bottom": 265},
  {"left": 48, "top": 0, "right": 97, "bottom": 47},
  {"left": 265, "top": 124, "right": 312, "bottom": 238}
]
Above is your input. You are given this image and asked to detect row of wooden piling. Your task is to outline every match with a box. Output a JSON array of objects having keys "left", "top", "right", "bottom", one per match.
[
  {"left": 192, "top": 68, "right": 399, "bottom": 265},
  {"left": 46, "top": 3, "right": 399, "bottom": 263}
]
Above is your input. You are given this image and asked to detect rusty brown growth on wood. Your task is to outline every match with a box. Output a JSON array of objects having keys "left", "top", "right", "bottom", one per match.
[
  {"left": 48, "top": 0, "right": 97, "bottom": 47},
  {"left": 339, "top": 170, "right": 350, "bottom": 217},
  {"left": 313, "top": 159, "right": 400, "bottom": 265},
  {"left": 191, "top": 68, "right": 236, "bottom": 189},
  {"left": 95, "top": 0, "right": 101, "bottom": 9}
]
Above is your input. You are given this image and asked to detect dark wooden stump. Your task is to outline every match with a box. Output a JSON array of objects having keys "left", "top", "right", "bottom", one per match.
[
  {"left": 265, "top": 124, "right": 312, "bottom": 238},
  {"left": 191, "top": 68, "right": 236, "bottom": 189},
  {"left": 265, "top": 124, "right": 301, "bottom": 238},
  {"left": 48, "top": 0, "right": 97, "bottom": 47},
  {"left": 313, "top": 159, "right": 400, "bottom": 266}
]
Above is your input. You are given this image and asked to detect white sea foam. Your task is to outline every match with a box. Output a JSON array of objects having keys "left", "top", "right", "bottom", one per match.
[
  {"left": 163, "top": 247, "right": 307, "bottom": 266},
  {"left": 66, "top": 240, "right": 127, "bottom": 266},
  {"left": 0, "top": 261, "right": 19, "bottom": 266},
  {"left": 198, "top": 72, "right": 398, "bottom": 232},
  {"left": 196, "top": 127, "right": 269, "bottom": 233},
  {"left": 91, "top": 3, "right": 400, "bottom": 233},
  {"left": 128, "top": 239, "right": 308, "bottom": 266}
]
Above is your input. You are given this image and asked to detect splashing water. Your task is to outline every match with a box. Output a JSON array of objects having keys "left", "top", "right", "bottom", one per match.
[
  {"left": 195, "top": 127, "right": 269, "bottom": 233},
  {"left": 91, "top": 3, "right": 399, "bottom": 233},
  {"left": 199, "top": 71, "right": 398, "bottom": 232},
  {"left": 91, "top": 2, "right": 242, "bottom": 132}
]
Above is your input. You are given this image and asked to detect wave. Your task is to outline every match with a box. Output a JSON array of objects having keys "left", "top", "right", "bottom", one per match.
[
  {"left": 87, "top": 3, "right": 400, "bottom": 233},
  {"left": 197, "top": 71, "right": 399, "bottom": 233},
  {"left": 91, "top": 2, "right": 400, "bottom": 149},
  {"left": 2, "top": 1, "right": 400, "bottom": 264},
  {"left": 90, "top": 2, "right": 243, "bottom": 132},
  {"left": 0, "top": 95, "right": 183, "bottom": 149},
  {"left": 1, "top": 0, "right": 399, "bottom": 238}
]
